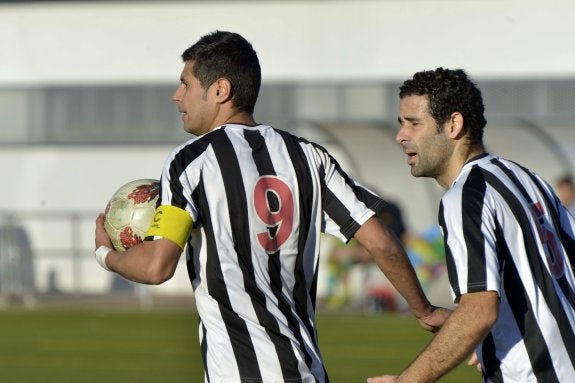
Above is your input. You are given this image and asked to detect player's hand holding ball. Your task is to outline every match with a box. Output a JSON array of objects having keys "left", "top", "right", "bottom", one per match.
[{"left": 94, "top": 179, "right": 160, "bottom": 271}]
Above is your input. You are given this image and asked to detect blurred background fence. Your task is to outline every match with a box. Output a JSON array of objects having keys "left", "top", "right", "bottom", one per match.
[{"left": 0, "top": 210, "right": 185, "bottom": 310}]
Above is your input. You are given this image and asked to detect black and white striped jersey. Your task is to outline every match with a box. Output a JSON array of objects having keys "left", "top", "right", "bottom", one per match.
[
  {"left": 439, "top": 153, "right": 575, "bottom": 383},
  {"left": 157, "top": 123, "right": 383, "bottom": 383}
]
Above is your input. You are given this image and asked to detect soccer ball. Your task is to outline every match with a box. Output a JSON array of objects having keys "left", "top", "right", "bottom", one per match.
[{"left": 104, "top": 179, "right": 160, "bottom": 251}]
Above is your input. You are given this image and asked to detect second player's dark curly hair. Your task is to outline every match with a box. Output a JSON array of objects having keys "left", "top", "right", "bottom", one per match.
[
  {"left": 399, "top": 68, "right": 486, "bottom": 146},
  {"left": 182, "top": 30, "right": 261, "bottom": 114}
]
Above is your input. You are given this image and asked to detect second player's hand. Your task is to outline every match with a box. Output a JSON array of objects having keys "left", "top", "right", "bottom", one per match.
[
  {"left": 468, "top": 352, "right": 482, "bottom": 372},
  {"left": 417, "top": 306, "right": 452, "bottom": 332}
]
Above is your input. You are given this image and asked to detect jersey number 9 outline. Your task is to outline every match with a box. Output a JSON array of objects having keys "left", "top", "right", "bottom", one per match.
[{"left": 253, "top": 175, "right": 294, "bottom": 253}]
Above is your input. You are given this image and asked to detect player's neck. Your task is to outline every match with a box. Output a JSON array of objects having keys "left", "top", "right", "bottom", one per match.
[
  {"left": 438, "top": 144, "right": 485, "bottom": 190},
  {"left": 221, "top": 110, "right": 255, "bottom": 126}
]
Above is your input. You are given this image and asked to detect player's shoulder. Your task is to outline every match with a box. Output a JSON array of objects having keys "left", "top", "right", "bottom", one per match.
[{"left": 266, "top": 125, "right": 331, "bottom": 155}]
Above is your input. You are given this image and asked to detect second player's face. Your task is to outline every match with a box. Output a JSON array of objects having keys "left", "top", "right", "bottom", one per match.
[
  {"left": 172, "top": 61, "right": 217, "bottom": 136},
  {"left": 396, "top": 95, "right": 453, "bottom": 181}
]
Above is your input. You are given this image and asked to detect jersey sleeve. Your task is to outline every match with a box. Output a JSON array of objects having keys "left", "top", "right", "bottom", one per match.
[
  {"left": 318, "top": 149, "right": 384, "bottom": 242},
  {"left": 441, "top": 180, "right": 501, "bottom": 303},
  {"left": 145, "top": 145, "right": 197, "bottom": 248}
]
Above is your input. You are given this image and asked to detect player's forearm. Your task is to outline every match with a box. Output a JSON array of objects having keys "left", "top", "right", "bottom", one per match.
[
  {"left": 373, "top": 244, "right": 432, "bottom": 318},
  {"left": 104, "top": 240, "right": 180, "bottom": 285},
  {"left": 354, "top": 217, "right": 434, "bottom": 317},
  {"left": 396, "top": 293, "right": 497, "bottom": 382},
  {"left": 106, "top": 251, "right": 163, "bottom": 285},
  {"left": 396, "top": 326, "right": 477, "bottom": 382}
]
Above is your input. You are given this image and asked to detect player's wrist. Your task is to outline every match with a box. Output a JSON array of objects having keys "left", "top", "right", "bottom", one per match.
[
  {"left": 95, "top": 245, "right": 112, "bottom": 271},
  {"left": 411, "top": 301, "right": 434, "bottom": 319}
]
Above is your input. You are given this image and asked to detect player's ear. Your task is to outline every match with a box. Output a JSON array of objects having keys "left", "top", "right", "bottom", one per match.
[
  {"left": 213, "top": 78, "right": 232, "bottom": 103},
  {"left": 447, "top": 112, "right": 465, "bottom": 139}
]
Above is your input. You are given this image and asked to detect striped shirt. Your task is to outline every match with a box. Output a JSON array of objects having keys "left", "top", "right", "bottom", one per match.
[
  {"left": 439, "top": 153, "right": 575, "bottom": 383},
  {"left": 157, "top": 123, "right": 383, "bottom": 383}
]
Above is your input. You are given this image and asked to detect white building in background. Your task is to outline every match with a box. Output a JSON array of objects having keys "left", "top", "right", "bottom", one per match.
[{"left": 1, "top": 0, "right": 575, "bottom": 298}]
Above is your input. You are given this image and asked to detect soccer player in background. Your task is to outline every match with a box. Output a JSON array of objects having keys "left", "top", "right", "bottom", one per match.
[
  {"left": 94, "top": 31, "right": 449, "bottom": 383},
  {"left": 555, "top": 174, "right": 575, "bottom": 217},
  {"left": 368, "top": 68, "right": 575, "bottom": 382}
]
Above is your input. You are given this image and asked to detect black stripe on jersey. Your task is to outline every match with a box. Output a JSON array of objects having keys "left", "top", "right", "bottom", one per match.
[
  {"left": 244, "top": 129, "right": 275, "bottom": 176},
  {"left": 438, "top": 201, "right": 461, "bottom": 300},
  {"left": 481, "top": 166, "right": 561, "bottom": 381},
  {"left": 303, "top": 138, "right": 382, "bottom": 241},
  {"left": 354, "top": 186, "right": 385, "bottom": 215},
  {"left": 186, "top": 187, "right": 200, "bottom": 284},
  {"left": 215, "top": 129, "right": 300, "bottom": 380},
  {"left": 197, "top": 169, "right": 263, "bottom": 381},
  {"left": 554, "top": 211, "right": 575, "bottom": 274},
  {"left": 167, "top": 134, "right": 212, "bottom": 209},
  {"left": 502, "top": 244, "right": 559, "bottom": 383},
  {"left": 243, "top": 129, "right": 305, "bottom": 379},
  {"left": 491, "top": 161, "right": 575, "bottom": 317},
  {"left": 317, "top": 139, "right": 383, "bottom": 214},
  {"left": 277, "top": 131, "right": 317, "bottom": 314},
  {"left": 280, "top": 131, "right": 320, "bottom": 313},
  {"left": 528, "top": 173, "right": 575, "bottom": 308},
  {"left": 267, "top": 251, "right": 312, "bottom": 376},
  {"left": 481, "top": 332, "right": 503, "bottom": 383},
  {"left": 324, "top": 187, "right": 361, "bottom": 241},
  {"left": 278, "top": 130, "right": 329, "bottom": 378},
  {"left": 523, "top": 168, "right": 575, "bottom": 309},
  {"left": 200, "top": 320, "right": 210, "bottom": 382},
  {"left": 461, "top": 168, "right": 488, "bottom": 292},
  {"left": 522, "top": 171, "right": 575, "bottom": 367}
]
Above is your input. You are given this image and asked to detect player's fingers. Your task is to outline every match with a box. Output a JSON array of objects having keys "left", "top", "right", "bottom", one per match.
[
  {"left": 95, "top": 214, "right": 113, "bottom": 250},
  {"left": 468, "top": 352, "right": 482, "bottom": 371},
  {"left": 418, "top": 307, "right": 452, "bottom": 332}
]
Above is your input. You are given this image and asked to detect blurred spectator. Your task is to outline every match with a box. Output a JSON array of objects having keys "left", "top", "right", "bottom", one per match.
[
  {"left": 323, "top": 197, "right": 445, "bottom": 311},
  {"left": 324, "top": 199, "right": 405, "bottom": 308},
  {"left": 555, "top": 174, "right": 575, "bottom": 216}
]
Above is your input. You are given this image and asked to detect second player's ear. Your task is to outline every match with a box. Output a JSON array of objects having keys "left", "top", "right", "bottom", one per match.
[
  {"left": 448, "top": 112, "right": 465, "bottom": 139},
  {"left": 214, "top": 78, "right": 232, "bottom": 103}
]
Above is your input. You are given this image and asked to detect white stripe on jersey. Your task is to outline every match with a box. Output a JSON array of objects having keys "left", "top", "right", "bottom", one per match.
[
  {"left": 440, "top": 153, "right": 575, "bottom": 382},
  {"left": 158, "top": 124, "right": 383, "bottom": 382}
]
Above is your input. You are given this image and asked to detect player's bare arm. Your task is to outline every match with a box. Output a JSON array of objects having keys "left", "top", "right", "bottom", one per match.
[
  {"left": 367, "top": 290, "right": 499, "bottom": 383},
  {"left": 354, "top": 216, "right": 451, "bottom": 329},
  {"left": 95, "top": 214, "right": 182, "bottom": 284}
]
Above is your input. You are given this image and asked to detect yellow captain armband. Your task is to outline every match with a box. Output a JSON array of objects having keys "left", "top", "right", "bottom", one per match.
[{"left": 145, "top": 205, "right": 193, "bottom": 250}]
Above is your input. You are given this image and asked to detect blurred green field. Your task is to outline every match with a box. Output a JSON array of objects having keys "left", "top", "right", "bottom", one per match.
[{"left": 0, "top": 309, "right": 479, "bottom": 382}]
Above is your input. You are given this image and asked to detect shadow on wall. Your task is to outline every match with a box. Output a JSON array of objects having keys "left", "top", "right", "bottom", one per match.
[{"left": 0, "top": 224, "right": 36, "bottom": 306}]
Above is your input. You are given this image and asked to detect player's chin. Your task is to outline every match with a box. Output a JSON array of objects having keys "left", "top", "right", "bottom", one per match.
[{"left": 410, "top": 167, "right": 422, "bottom": 177}]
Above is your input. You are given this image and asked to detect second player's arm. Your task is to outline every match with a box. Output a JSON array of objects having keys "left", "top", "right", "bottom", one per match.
[
  {"left": 353, "top": 216, "right": 450, "bottom": 328},
  {"left": 368, "top": 291, "right": 498, "bottom": 383}
]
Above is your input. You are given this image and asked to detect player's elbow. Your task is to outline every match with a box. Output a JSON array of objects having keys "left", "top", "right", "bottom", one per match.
[
  {"left": 144, "top": 265, "right": 175, "bottom": 285},
  {"left": 143, "top": 257, "right": 177, "bottom": 285},
  {"left": 142, "top": 239, "right": 180, "bottom": 284},
  {"left": 460, "top": 291, "right": 500, "bottom": 334},
  {"left": 478, "top": 306, "right": 499, "bottom": 332}
]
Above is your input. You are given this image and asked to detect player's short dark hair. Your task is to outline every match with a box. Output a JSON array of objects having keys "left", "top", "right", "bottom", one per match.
[
  {"left": 182, "top": 30, "right": 261, "bottom": 114},
  {"left": 399, "top": 68, "right": 486, "bottom": 146}
]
